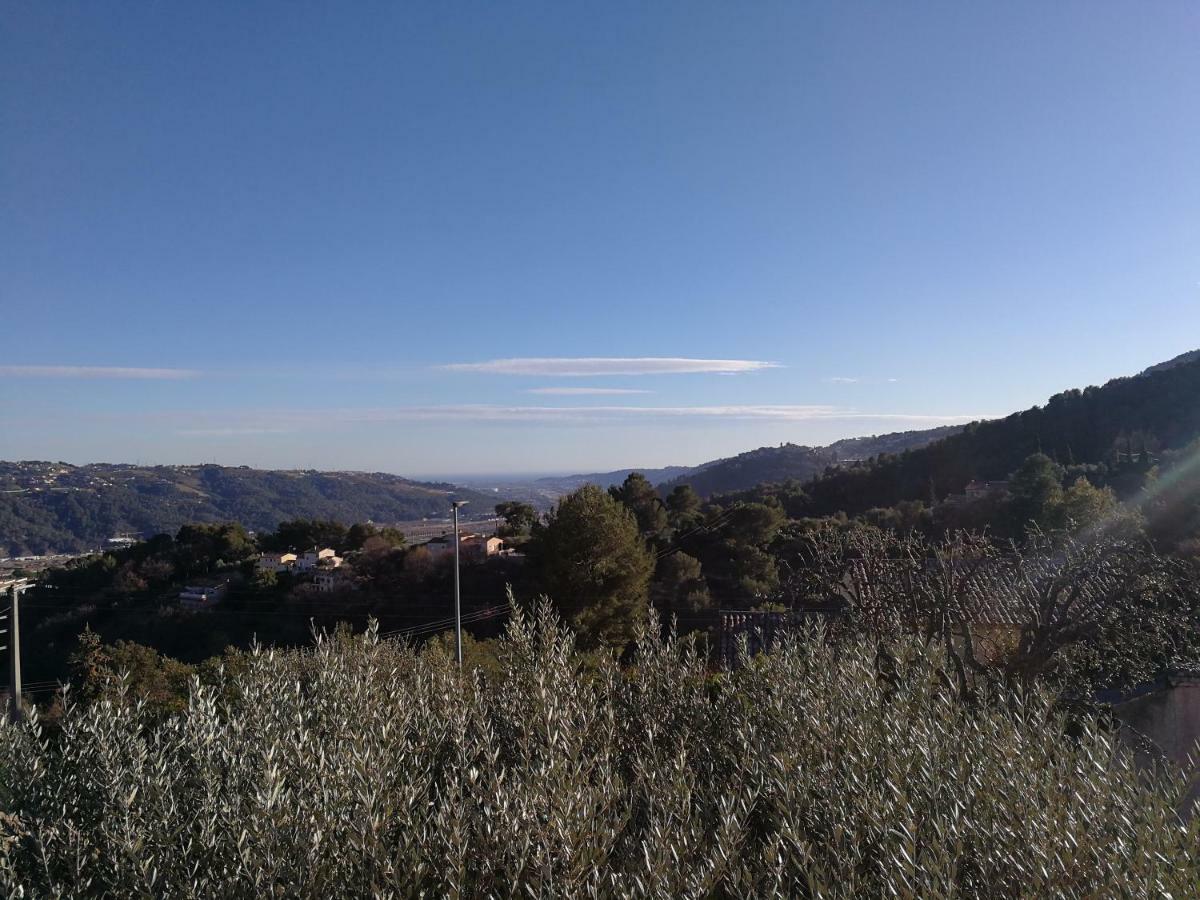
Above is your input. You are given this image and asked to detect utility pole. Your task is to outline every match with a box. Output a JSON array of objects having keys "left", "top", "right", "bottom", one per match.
[
  {"left": 4, "top": 581, "right": 24, "bottom": 724},
  {"left": 451, "top": 500, "right": 468, "bottom": 669}
]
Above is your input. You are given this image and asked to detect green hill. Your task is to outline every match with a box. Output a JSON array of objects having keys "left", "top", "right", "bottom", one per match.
[
  {"left": 658, "top": 426, "right": 964, "bottom": 498},
  {"left": 801, "top": 352, "right": 1200, "bottom": 516},
  {"left": 0, "top": 463, "right": 496, "bottom": 555}
]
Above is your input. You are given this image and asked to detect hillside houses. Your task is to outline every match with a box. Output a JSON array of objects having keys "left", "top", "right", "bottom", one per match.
[
  {"left": 256, "top": 547, "right": 343, "bottom": 574},
  {"left": 257, "top": 551, "right": 297, "bottom": 573},
  {"left": 250, "top": 544, "right": 357, "bottom": 595},
  {"left": 420, "top": 533, "right": 507, "bottom": 563},
  {"left": 296, "top": 548, "right": 342, "bottom": 572}
]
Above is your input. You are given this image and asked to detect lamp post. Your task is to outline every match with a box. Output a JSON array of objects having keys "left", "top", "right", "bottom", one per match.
[
  {"left": 4, "top": 580, "right": 26, "bottom": 724},
  {"left": 450, "top": 500, "right": 468, "bottom": 669}
]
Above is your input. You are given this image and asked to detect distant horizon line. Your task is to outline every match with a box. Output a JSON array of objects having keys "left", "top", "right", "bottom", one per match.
[{"left": 0, "top": 457, "right": 695, "bottom": 482}]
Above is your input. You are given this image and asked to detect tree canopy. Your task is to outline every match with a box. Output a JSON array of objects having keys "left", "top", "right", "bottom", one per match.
[{"left": 530, "top": 484, "right": 654, "bottom": 649}]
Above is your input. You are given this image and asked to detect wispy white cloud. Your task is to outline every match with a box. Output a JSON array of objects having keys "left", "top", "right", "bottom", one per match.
[
  {"left": 175, "top": 428, "right": 292, "bottom": 437},
  {"left": 442, "top": 357, "right": 781, "bottom": 376},
  {"left": 823, "top": 376, "right": 900, "bottom": 385},
  {"left": 0, "top": 365, "right": 200, "bottom": 380},
  {"left": 524, "top": 387, "right": 653, "bottom": 396},
  {"left": 147, "top": 405, "right": 990, "bottom": 431}
]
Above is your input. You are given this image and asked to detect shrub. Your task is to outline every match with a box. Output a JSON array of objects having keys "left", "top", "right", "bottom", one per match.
[{"left": 0, "top": 605, "right": 1196, "bottom": 897}]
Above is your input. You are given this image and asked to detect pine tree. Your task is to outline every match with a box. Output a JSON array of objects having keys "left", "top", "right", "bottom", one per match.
[{"left": 531, "top": 485, "right": 654, "bottom": 649}]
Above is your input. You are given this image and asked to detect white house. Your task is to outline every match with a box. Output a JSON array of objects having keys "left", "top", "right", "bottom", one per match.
[
  {"left": 257, "top": 551, "right": 298, "bottom": 573},
  {"left": 295, "top": 548, "right": 341, "bottom": 572}
]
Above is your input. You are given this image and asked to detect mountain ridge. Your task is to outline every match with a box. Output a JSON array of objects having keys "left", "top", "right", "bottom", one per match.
[
  {"left": 657, "top": 425, "right": 967, "bottom": 498},
  {"left": 798, "top": 350, "right": 1200, "bottom": 517},
  {"left": 0, "top": 462, "right": 497, "bottom": 556}
]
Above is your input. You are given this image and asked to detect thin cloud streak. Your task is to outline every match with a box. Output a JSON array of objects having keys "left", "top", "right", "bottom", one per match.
[
  {"left": 525, "top": 387, "right": 653, "bottom": 396},
  {"left": 0, "top": 365, "right": 200, "bottom": 380},
  {"left": 442, "top": 357, "right": 781, "bottom": 376},
  {"left": 175, "top": 428, "right": 292, "bottom": 437},
  {"left": 139, "top": 405, "right": 992, "bottom": 432},
  {"left": 823, "top": 376, "right": 900, "bottom": 385}
]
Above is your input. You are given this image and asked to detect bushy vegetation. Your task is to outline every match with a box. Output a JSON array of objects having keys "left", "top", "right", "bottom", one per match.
[{"left": 2, "top": 606, "right": 1196, "bottom": 897}]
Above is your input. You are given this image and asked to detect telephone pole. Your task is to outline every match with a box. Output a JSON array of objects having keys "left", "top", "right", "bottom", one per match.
[
  {"left": 451, "top": 500, "right": 468, "bottom": 669},
  {"left": 4, "top": 580, "right": 25, "bottom": 724}
]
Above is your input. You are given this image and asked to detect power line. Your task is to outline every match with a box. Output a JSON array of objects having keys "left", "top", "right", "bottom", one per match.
[
  {"left": 655, "top": 507, "right": 740, "bottom": 561},
  {"left": 378, "top": 602, "right": 512, "bottom": 642},
  {"left": 10, "top": 603, "right": 515, "bottom": 702},
  {"left": 16, "top": 592, "right": 516, "bottom": 616}
]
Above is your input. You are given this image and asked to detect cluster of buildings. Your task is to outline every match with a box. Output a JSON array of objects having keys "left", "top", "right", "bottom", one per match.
[
  {"left": 257, "top": 547, "right": 344, "bottom": 574},
  {"left": 256, "top": 547, "right": 349, "bottom": 593},
  {"left": 416, "top": 533, "right": 510, "bottom": 563},
  {"left": 177, "top": 528, "right": 518, "bottom": 611},
  {"left": 180, "top": 547, "right": 353, "bottom": 608}
]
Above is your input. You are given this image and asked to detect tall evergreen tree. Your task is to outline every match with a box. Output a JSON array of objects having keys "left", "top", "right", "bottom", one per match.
[
  {"left": 531, "top": 484, "right": 654, "bottom": 649},
  {"left": 1008, "top": 453, "right": 1065, "bottom": 528},
  {"left": 609, "top": 473, "right": 669, "bottom": 538}
]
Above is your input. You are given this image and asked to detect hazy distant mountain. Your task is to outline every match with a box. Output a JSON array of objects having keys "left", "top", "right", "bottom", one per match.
[
  {"left": 525, "top": 427, "right": 965, "bottom": 501},
  {"left": 658, "top": 426, "right": 965, "bottom": 498},
  {"left": 0, "top": 463, "right": 498, "bottom": 556},
  {"left": 533, "top": 465, "right": 704, "bottom": 495}
]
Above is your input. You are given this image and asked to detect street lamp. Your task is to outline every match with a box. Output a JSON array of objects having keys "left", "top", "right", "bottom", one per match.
[
  {"left": 450, "top": 500, "right": 468, "bottom": 669},
  {"left": 3, "top": 579, "right": 28, "bottom": 724}
]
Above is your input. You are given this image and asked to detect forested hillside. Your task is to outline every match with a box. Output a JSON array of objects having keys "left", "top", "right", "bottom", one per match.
[
  {"left": 0, "top": 463, "right": 494, "bottom": 555},
  {"left": 800, "top": 354, "right": 1200, "bottom": 516},
  {"left": 659, "top": 425, "right": 963, "bottom": 498},
  {"left": 533, "top": 464, "right": 703, "bottom": 495}
]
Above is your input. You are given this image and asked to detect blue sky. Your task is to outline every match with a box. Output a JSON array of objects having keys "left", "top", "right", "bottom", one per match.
[{"left": 2, "top": 2, "right": 1198, "bottom": 476}]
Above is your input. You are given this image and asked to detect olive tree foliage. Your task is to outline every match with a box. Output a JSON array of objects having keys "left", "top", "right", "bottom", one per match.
[
  {"left": 2, "top": 605, "right": 1198, "bottom": 898},
  {"left": 2, "top": 607, "right": 1200, "bottom": 900},
  {"left": 779, "top": 524, "right": 1200, "bottom": 695}
]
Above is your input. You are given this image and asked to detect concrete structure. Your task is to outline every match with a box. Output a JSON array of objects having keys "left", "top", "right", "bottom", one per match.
[
  {"left": 1109, "top": 673, "right": 1200, "bottom": 816},
  {"left": 178, "top": 581, "right": 229, "bottom": 611}
]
